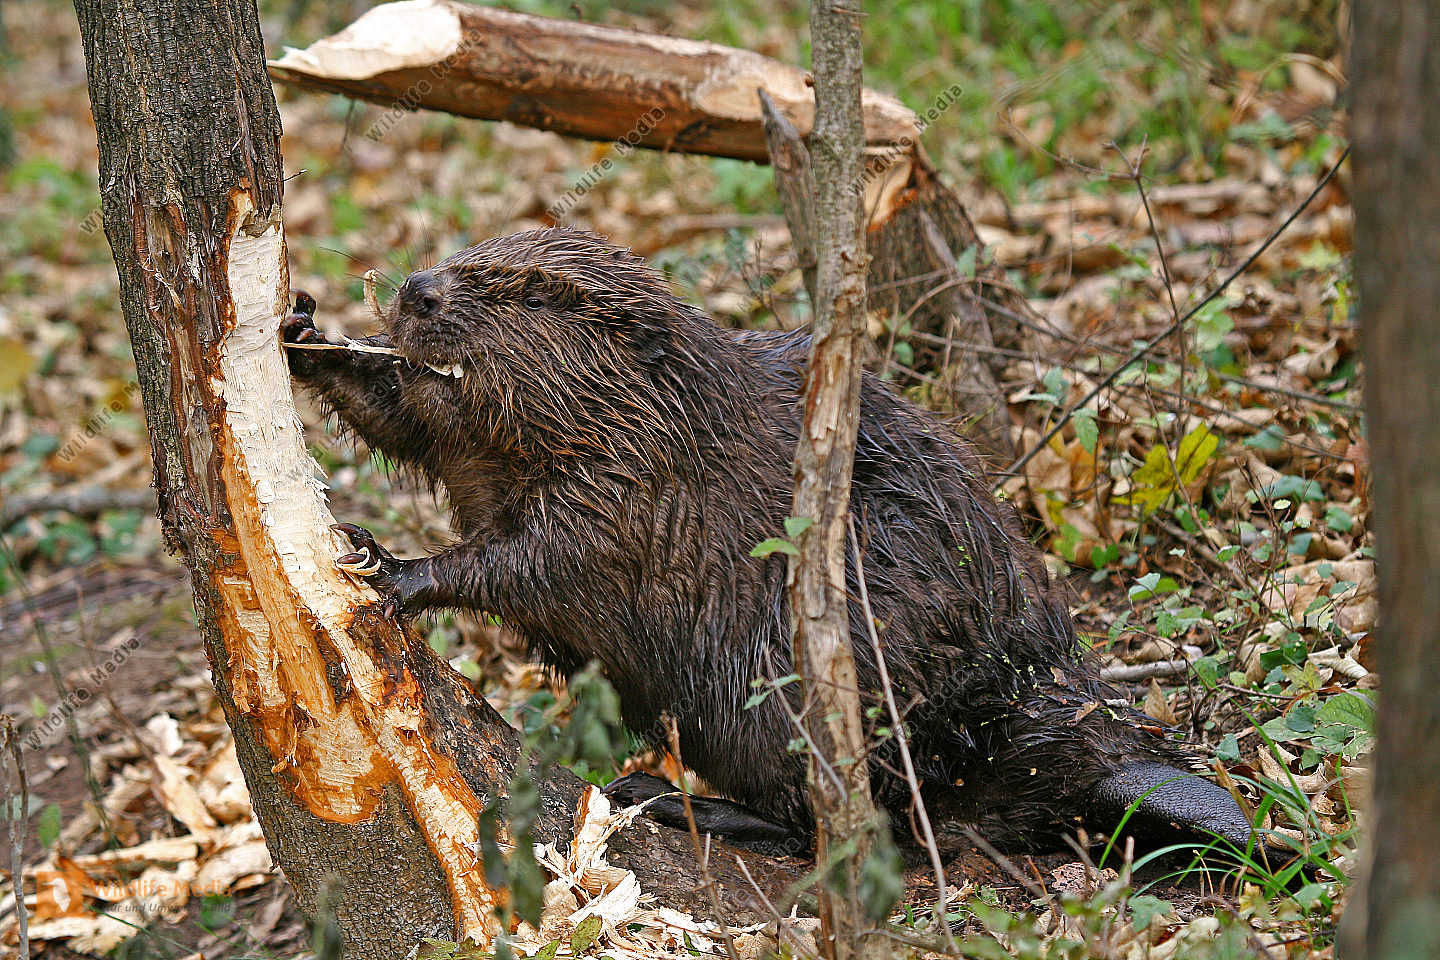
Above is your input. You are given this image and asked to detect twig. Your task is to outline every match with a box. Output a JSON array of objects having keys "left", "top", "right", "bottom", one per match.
[
  {"left": 731, "top": 854, "right": 787, "bottom": 926},
  {"left": 993, "top": 146, "right": 1352, "bottom": 490},
  {"left": 969, "top": 290, "right": 1362, "bottom": 413},
  {"left": 665, "top": 718, "right": 743, "bottom": 960},
  {"left": 280, "top": 339, "right": 398, "bottom": 356},
  {"left": 1099, "top": 658, "right": 1193, "bottom": 683},
  {"left": 1114, "top": 139, "right": 1188, "bottom": 430},
  {"left": 961, "top": 827, "right": 1055, "bottom": 905},
  {"left": 1212, "top": 369, "right": 1359, "bottom": 411},
  {"left": 0, "top": 534, "right": 119, "bottom": 851},
  {"left": 1, "top": 485, "right": 156, "bottom": 530},
  {"left": 848, "top": 518, "right": 961, "bottom": 956},
  {"left": 1, "top": 719, "right": 30, "bottom": 960}
]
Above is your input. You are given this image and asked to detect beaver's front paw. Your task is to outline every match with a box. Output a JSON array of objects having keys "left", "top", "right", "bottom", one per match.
[
  {"left": 280, "top": 290, "right": 332, "bottom": 377},
  {"left": 332, "top": 522, "right": 406, "bottom": 617}
]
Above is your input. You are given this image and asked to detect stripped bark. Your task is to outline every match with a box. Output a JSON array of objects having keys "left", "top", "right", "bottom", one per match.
[
  {"left": 786, "top": 2, "right": 885, "bottom": 959},
  {"left": 72, "top": 0, "right": 800, "bottom": 955}
]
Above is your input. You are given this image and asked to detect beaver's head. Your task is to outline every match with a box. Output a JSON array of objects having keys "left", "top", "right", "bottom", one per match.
[{"left": 385, "top": 227, "right": 713, "bottom": 462}]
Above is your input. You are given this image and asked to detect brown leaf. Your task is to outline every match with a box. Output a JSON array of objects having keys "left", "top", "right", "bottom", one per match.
[{"left": 1144, "top": 680, "right": 1177, "bottom": 725}]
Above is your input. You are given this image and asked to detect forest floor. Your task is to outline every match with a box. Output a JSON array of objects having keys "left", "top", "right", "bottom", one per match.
[{"left": 0, "top": 0, "right": 1358, "bottom": 957}]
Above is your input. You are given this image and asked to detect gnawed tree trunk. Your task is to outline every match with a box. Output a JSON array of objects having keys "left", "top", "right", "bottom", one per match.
[
  {"left": 785, "top": 3, "right": 885, "bottom": 959},
  {"left": 1339, "top": 2, "right": 1440, "bottom": 957},
  {"left": 268, "top": 0, "right": 1027, "bottom": 464},
  {"left": 72, "top": 0, "right": 799, "bottom": 956}
]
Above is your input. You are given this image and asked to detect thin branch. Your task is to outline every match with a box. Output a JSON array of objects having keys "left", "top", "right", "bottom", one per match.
[
  {"left": 1099, "top": 658, "right": 1194, "bottom": 683},
  {"left": 1, "top": 719, "right": 30, "bottom": 960},
  {"left": 665, "top": 718, "right": 743, "bottom": 960},
  {"left": 848, "top": 518, "right": 960, "bottom": 956},
  {"left": 1, "top": 486, "right": 156, "bottom": 530},
  {"left": 0, "top": 534, "right": 119, "bottom": 851},
  {"left": 993, "top": 146, "right": 1352, "bottom": 490}
]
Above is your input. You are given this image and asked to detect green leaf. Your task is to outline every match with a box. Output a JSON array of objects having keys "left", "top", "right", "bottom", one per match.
[
  {"left": 1129, "top": 894, "right": 1173, "bottom": 931},
  {"left": 37, "top": 803, "right": 62, "bottom": 849},
  {"left": 1072, "top": 409, "right": 1098, "bottom": 454},
  {"left": 1325, "top": 505, "right": 1355, "bottom": 532},
  {"left": 417, "top": 939, "right": 460, "bottom": 960},
  {"left": 1243, "top": 425, "right": 1286, "bottom": 451},
  {"left": 531, "top": 940, "right": 561, "bottom": 960},
  {"left": 1291, "top": 882, "right": 1332, "bottom": 910},
  {"left": 1251, "top": 476, "right": 1326, "bottom": 503},
  {"left": 750, "top": 538, "right": 798, "bottom": 558},
  {"left": 955, "top": 245, "right": 978, "bottom": 277},
  {"left": 1129, "top": 573, "right": 1179, "bottom": 601},
  {"left": 1123, "top": 442, "right": 1179, "bottom": 513},
  {"left": 1261, "top": 716, "right": 1293, "bottom": 742},
  {"left": 783, "top": 516, "right": 814, "bottom": 539},
  {"left": 570, "top": 915, "right": 603, "bottom": 955},
  {"left": 1317, "top": 691, "right": 1376, "bottom": 733},
  {"left": 1192, "top": 298, "right": 1236, "bottom": 354},
  {"left": 1285, "top": 704, "right": 1317, "bottom": 734}
]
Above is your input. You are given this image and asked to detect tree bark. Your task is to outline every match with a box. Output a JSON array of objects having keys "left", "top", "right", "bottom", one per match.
[
  {"left": 72, "top": 1, "right": 800, "bottom": 955},
  {"left": 1339, "top": 2, "right": 1440, "bottom": 957},
  {"left": 786, "top": 3, "right": 884, "bottom": 959},
  {"left": 266, "top": 0, "right": 918, "bottom": 164}
]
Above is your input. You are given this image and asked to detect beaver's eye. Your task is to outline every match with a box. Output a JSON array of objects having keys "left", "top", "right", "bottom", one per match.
[{"left": 523, "top": 295, "right": 545, "bottom": 310}]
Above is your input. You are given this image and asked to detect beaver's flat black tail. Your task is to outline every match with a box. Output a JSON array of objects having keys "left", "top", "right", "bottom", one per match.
[{"left": 1090, "top": 760, "right": 1255, "bottom": 852}]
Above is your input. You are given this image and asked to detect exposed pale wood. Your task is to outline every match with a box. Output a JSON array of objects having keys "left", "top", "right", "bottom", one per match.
[{"left": 268, "top": 0, "right": 919, "bottom": 164}]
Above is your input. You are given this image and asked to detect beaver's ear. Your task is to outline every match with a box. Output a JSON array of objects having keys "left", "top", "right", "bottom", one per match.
[{"left": 611, "top": 289, "right": 686, "bottom": 363}]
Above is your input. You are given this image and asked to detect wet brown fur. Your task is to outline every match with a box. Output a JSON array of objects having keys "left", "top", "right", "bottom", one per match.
[{"left": 285, "top": 228, "right": 1251, "bottom": 856}]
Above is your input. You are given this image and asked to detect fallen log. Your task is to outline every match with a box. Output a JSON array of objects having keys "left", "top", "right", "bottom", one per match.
[{"left": 268, "top": 0, "right": 918, "bottom": 164}]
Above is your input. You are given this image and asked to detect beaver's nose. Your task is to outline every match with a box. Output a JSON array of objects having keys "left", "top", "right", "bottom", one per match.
[{"left": 398, "top": 270, "right": 443, "bottom": 317}]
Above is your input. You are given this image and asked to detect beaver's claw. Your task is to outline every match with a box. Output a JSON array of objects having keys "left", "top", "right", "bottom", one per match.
[
  {"left": 281, "top": 291, "right": 334, "bottom": 376},
  {"left": 332, "top": 522, "right": 405, "bottom": 615},
  {"left": 603, "top": 772, "right": 680, "bottom": 809}
]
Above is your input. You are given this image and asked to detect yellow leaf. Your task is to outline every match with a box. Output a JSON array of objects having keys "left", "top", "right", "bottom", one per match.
[
  {"left": 0, "top": 338, "right": 36, "bottom": 396},
  {"left": 1176, "top": 425, "right": 1219, "bottom": 486}
]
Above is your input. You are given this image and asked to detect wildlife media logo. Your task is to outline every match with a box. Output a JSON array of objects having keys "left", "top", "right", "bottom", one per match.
[
  {"left": 35, "top": 866, "right": 235, "bottom": 919},
  {"left": 34, "top": 869, "right": 85, "bottom": 919}
]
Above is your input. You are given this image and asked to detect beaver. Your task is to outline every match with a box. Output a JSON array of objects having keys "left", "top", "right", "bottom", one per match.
[{"left": 282, "top": 227, "right": 1252, "bottom": 859}]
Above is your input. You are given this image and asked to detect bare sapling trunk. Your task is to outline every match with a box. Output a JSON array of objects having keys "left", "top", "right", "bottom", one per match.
[{"left": 787, "top": 2, "right": 888, "bottom": 959}]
